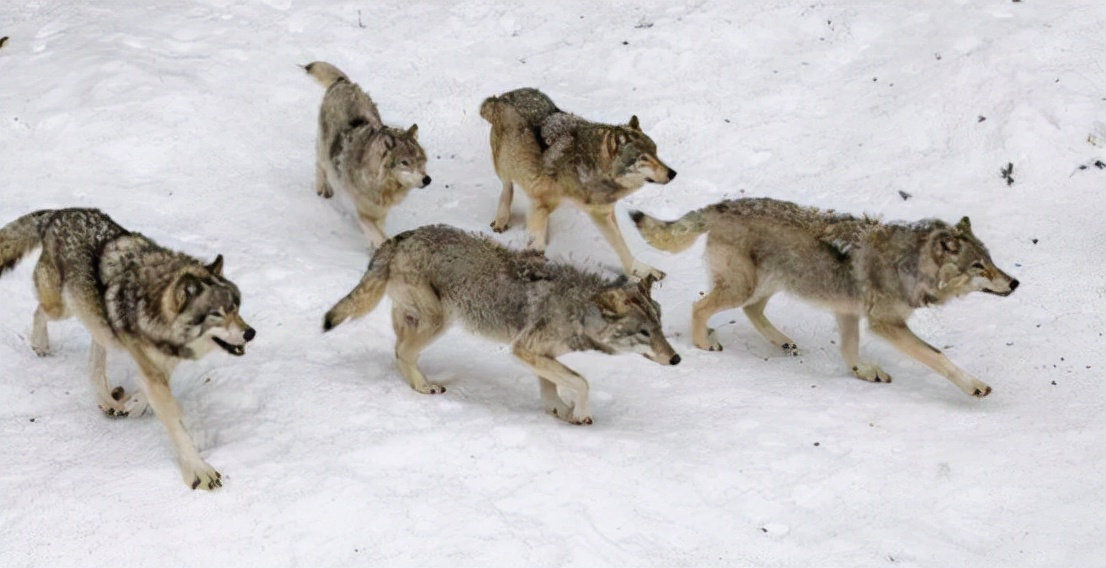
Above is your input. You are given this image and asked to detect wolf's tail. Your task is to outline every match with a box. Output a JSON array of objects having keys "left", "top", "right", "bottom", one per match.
[
  {"left": 322, "top": 235, "right": 404, "bottom": 331},
  {"left": 479, "top": 95, "right": 503, "bottom": 123},
  {"left": 303, "top": 61, "right": 349, "bottom": 89},
  {"left": 628, "top": 208, "right": 708, "bottom": 253},
  {"left": 0, "top": 210, "right": 53, "bottom": 276}
]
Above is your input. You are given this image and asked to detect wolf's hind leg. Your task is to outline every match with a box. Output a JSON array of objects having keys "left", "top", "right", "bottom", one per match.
[
  {"left": 391, "top": 295, "right": 447, "bottom": 394},
  {"left": 315, "top": 159, "right": 333, "bottom": 198},
  {"left": 743, "top": 296, "right": 799, "bottom": 356},
  {"left": 30, "top": 257, "right": 64, "bottom": 356},
  {"left": 537, "top": 377, "right": 574, "bottom": 419},
  {"left": 490, "top": 179, "right": 514, "bottom": 233},
  {"left": 91, "top": 342, "right": 148, "bottom": 417},
  {"left": 835, "top": 313, "right": 892, "bottom": 383}
]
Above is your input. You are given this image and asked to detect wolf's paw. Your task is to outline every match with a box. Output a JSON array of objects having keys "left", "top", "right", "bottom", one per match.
[
  {"left": 853, "top": 363, "right": 893, "bottom": 383},
  {"left": 31, "top": 344, "right": 50, "bottom": 357},
  {"left": 548, "top": 406, "right": 593, "bottom": 425},
  {"left": 416, "top": 383, "right": 447, "bottom": 395},
  {"left": 186, "top": 463, "right": 223, "bottom": 491},
  {"left": 695, "top": 328, "right": 723, "bottom": 351},
  {"left": 490, "top": 218, "right": 509, "bottom": 233},
  {"left": 966, "top": 380, "right": 992, "bottom": 398},
  {"left": 98, "top": 387, "right": 149, "bottom": 418},
  {"left": 629, "top": 260, "right": 666, "bottom": 282},
  {"left": 316, "top": 184, "right": 334, "bottom": 198},
  {"left": 782, "top": 343, "right": 800, "bottom": 356}
]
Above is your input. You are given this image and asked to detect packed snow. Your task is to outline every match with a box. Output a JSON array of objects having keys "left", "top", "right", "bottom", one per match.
[{"left": 1, "top": 0, "right": 1104, "bottom": 566}]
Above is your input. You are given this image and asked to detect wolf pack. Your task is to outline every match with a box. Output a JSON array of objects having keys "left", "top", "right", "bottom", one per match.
[{"left": 0, "top": 61, "right": 1019, "bottom": 490}]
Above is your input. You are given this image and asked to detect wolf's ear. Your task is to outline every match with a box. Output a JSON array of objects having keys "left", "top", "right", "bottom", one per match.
[
  {"left": 382, "top": 133, "right": 396, "bottom": 150},
  {"left": 206, "top": 254, "right": 224, "bottom": 277},
  {"left": 628, "top": 115, "right": 641, "bottom": 131},
  {"left": 637, "top": 273, "right": 657, "bottom": 297},
  {"left": 407, "top": 123, "right": 419, "bottom": 141},
  {"left": 603, "top": 131, "right": 620, "bottom": 159},
  {"left": 956, "top": 216, "right": 972, "bottom": 235},
  {"left": 174, "top": 274, "right": 204, "bottom": 310},
  {"left": 593, "top": 287, "right": 630, "bottom": 318}
]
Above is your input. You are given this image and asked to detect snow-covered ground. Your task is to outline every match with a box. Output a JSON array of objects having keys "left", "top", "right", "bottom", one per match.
[{"left": 2, "top": 0, "right": 1104, "bottom": 565}]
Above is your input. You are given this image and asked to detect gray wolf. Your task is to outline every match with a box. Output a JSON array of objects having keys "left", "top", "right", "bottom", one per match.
[
  {"left": 480, "top": 88, "right": 676, "bottom": 280},
  {"left": 304, "top": 61, "right": 431, "bottom": 246},
  {"left": 0, "top": 209, "right": 255, "bottom": 489},
  {"left": 322, "top": 224, "right": 680, "bottom": 424},
  {"left": 629, "top": 197, "right": 1019, "bottom": 397}
]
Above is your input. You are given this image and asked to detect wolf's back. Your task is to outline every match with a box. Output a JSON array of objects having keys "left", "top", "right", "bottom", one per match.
[{"left": 0, "top": 210, "right": 55, "bottom": 275}]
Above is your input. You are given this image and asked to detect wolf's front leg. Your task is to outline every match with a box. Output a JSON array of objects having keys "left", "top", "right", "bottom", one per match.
[
  {"left": 835, "top": 313, "right": 892, "bottom": 383},
  {"left": 869, "top": 319, "right": 991, "bottom": 397},
  {"left": 31, "top": 305, "right": 51, "bottom": 357},
  {"left": 513, "top": 346, "right": 592, "bottom": 424},
  {"left": 131, "top": 350, "right": 222, "bottom": 490},
  {"left": 490, "top": 179, "right": 514, "bottom": 233},
  {"left": 587, "top": 206, "right": 665, "bottom": 281},
  {"left": 90, "top": 342, "right": 148, "bottom": 417},
  {"left": 315, "top": 159, "right": 333, "bottom": 198}
]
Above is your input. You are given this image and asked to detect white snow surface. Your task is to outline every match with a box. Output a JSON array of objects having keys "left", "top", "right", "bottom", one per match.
[{"left": 1, "top": 0, "right": 1104, "bottom": 566}]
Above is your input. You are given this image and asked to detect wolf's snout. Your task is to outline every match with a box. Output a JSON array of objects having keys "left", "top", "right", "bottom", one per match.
[
  {"left": 669, "top": 353, "right": 681, "bottom": 365},
  {"left": 243, "top": 327, "right": 256, "bottom": 342},
  {"left": 1009, "top": 279, "right": 1020, "bottom": 292},
  {"left": 421, "top": 176, "right": 432, "bottom": 187},
  {"left": 667, "top": 169, "right": 678, "bottom": 181}
]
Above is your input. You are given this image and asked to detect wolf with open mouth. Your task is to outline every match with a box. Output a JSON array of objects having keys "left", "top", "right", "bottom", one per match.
[{"left": 0, "top": 208, "right": 255, "bottom": 490}]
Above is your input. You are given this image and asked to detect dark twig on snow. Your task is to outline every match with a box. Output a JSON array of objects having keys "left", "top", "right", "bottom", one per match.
[{"left": 357, "top": 10, "right": 365, "bottom": 29}]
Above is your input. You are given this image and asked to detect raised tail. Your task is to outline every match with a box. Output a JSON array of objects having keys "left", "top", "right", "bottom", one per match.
[
  {"left": 303, "top": 61, "right": 350, "bottom": 89},
  {"left": 628, "top": 208, "right": 707, "bottom": 253},
  {"left": 322, "top": 235, "right": 403, "bottom": 331},
  {"left": 479, "top": 95, "right": 502, "bottom": 123},
  {"left": 0, "top": 210, "right": 53, "bottom": 276}
]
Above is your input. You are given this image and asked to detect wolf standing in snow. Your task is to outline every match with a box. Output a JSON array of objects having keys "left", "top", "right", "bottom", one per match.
[
  {"left": 630, "top": 198, "right": 1019, "bottom": 397},
  {"left": 304, "top": 61, "right": 431, "bottom": 246},
  {"left": 0, "top": 209, "right": 255, "bottom": 489},
  {"left": 480, "top": 88, "right": 676, "bottom": 281},
  {"left": 322, "top": 224, "right": 681, "bottom": 425}
]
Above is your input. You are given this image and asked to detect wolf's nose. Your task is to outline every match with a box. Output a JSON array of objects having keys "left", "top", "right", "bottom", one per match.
[
  {"left": 668, "top": 169, "right": 677, "bottom": 181},
  {"left": 1008, "top": 279, "right": 1019, "bottom": 292},
  {"left": 422, "top": 176, "right": 432, "bottom": 186},
  {"left": 669, "top": 354, "right": 681, "bottom": 366},
  {"left": 243, "top": 328, "right": 256, "bottom": 342}
]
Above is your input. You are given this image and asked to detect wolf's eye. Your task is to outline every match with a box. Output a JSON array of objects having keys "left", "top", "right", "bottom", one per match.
[
  {"left": 971, "top": 262, "right": 985, "bottom": 271},
  {"left": 399, "top": 159, "right": 410, "bottom": 167},
  {"left": 638, "top": 329, "right": 651, "bottom": 338}
]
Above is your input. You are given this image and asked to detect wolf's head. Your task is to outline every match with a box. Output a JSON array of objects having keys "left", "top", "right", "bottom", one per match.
[
  {"left": 924, "top": 217, "right": 1019, "bottom": 303},
  {"left": 604, "top": 116, "right": 677, "bottom": 189},
  {"left": 370, "top": 124, "right": 431, "bottom": 190},
  {"left": 164, "top": 255, "right": 256, "bottom": 359},
  {"left": 585, "top": 275, "right": 681, "bottom": 365}
]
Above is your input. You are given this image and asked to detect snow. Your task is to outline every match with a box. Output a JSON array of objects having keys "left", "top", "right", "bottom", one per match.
[{"left": 1, "top": 0, "right": 1104, "bottom": 565}]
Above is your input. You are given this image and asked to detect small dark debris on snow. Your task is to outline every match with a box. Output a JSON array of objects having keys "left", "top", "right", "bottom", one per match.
[
  {"left": 29, "top": 418, "right": 36, "bottom": 423},
  {"left": 898, "top": 190, "right": 912, "bottom": 201},
  {"left": 622, "top": 40, "right": 629, "bottom": 45},
  {"left": 1001, "top": 162, "right": 1015, "bottom": 186},
  {"left": 724, "top": 118, "right": 730, "bottom": 123},
  {"left": 978, "top": 115, "right": 986, "bottom": 122},
  {"left": 761, "top": 527, "right": 768, "bottom": 533},
  {"left": 872, "top": 77, "right": 878, "bottom": 82},
  {"left": 935, "top": 53, "right": 942, "bottom": 60},
  {"left": 1006, "top": 342, "right": 1014, "bottom": 346},
  {"left": 635, "top": 20, "right": 654, "bottom": 29},
  {"left": 1032, "top": 238, "right": 1038, "bottom": 244},
  {"left": 1094, "top": 160, "right": 1106, "bottom": 169},
  {"left": 1051, "top": 380, "right": 1057, "bottom": 385},
  {"left": 814, "top": 442, "right": 821, "bottom": 447}
]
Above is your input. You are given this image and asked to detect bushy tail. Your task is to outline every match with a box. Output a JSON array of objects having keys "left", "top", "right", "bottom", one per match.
[
  {"left": 628, "top": 208, "right": 708, "bottom": 253},
  {"left": 0, "top": 210, "right": 53, "bottom": 276},
  {"left": 322, "top": 237, "right": 402, "bottom": 331},
  {"left": 303, "top": 61, "right": 349, "bottom": 89},
  {"left": 479, "top": 95, "right": 503, "bottom": 123}
]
